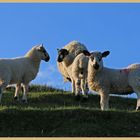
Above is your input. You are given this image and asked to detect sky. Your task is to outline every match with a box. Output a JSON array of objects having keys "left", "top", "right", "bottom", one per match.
[{"left": 0, "top": 3, "right": 140, "bottom": 97}]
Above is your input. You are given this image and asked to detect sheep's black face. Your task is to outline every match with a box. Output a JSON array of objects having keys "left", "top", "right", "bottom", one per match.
[
  {"left": 57, "top": 49, "right": 69, "bottom": 62},
  {"left": 42, "top": 48, "right": 50, "bottom": 62},
  {"left": 37, "top": 45, "right": 50, "bottom": 62},
  {"left": 44, "top": 52, "right": 50, "bottom": 62},
  {"left": 42, "top": 49, "right": 50, "bottom": 62}
]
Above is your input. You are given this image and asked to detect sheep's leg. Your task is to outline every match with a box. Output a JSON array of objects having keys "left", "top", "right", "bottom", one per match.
[
  {"left": 22, "top": 84, "right": 28, "bottom": 103},
  {"left": 85, "top": 81, "right": 89, "bottom": 94},
  {"left": 100, "top": 92, "right": 109, "bottom": 111},
  {"left": 0, "top": 82, "right": 8, "bottom": 103},
  {"left": 135, "top": 91, "right": 140, "bottom": 110},
  {"left": 130, "top": 79, "right": 140, "bottom": 110},
  {"left": 81, "top": 79, "right": 88, "bottom": 99},
  {"left": 136, "top": 97, "right": 140, "bottom": 110},
  {"left": 14, "top": 84, "right": 21, "bottom": 101},
  {"left": 75, "top": 79, "right": 81, "bottom": 95},
  {"left": 132, "top": 87, "right": 140, "bottom": 110},
  {"left": 71, "top": 80, "right": 75, "bottom": 94},
  {"left": 74, "top": 79, "right": 81, "bottom": 100},
  {"left": 0, "top": 87, "right": 3, "bottom": 103}
]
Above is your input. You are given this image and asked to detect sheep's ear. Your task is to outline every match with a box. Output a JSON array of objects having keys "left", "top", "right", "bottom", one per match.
[
  {"left": 37, "top": 46, "right": 42, "bottom": 51},
  {"left": 38, "top": 44, "right": 43, "bottom": 48},
  {"left": 82, "top": 50, "right": 91, "bottom": 56},
  {"left": 102, "top": 51, "right": 110, "bottom": 58},
  {"left": 37, "top": 44, "right": 44, "bottom": 51},
  {"left": 57, "top": 48, "right": 60, "bottom": 52},
  {"left": 64, "top": 49, "right": 69, "bottom": 55}
]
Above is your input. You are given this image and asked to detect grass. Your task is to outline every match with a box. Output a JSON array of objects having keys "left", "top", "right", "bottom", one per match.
[{"left": 0, "top": 85, "right": 140, "bottom": 137}]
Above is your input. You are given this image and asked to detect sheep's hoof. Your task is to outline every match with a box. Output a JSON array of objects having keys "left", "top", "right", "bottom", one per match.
[
  {"left": 81, "top": 96, "right": 88, "bottom": 102},
  {"left": 14, "top": 96, "right": 18, "bottom": 100},
  {"left": 75, "top": 95, "right": 81, "bottom": 101},
  {"left": 22, "top": 99, "right": 28, "bottom": 103},
  {"left": 136, "top": 106, "right": 140, "bottom": 111},
  {"left": 72, "top": 93, "right": 75, "bottom": 96}
]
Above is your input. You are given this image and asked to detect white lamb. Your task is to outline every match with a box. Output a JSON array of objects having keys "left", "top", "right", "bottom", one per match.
[
  {"left": 71, "top": 53, "right": 89, "bottom": 99},
  {"left": 0, "top": 44, "right": 50, "bottom": 103},
  {"left": 57, "top": 41, "right": 88, "bottom": 82},
  {"left": 83, "top": 50, "right": 140, "bottom": 110},
  {"left": 57, "top": 48, "right": 89, "bottom": 99}
]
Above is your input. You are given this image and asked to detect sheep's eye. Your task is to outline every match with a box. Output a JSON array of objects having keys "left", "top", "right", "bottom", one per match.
[
  {"left": 98, "top": 57, "right": 102, "bottom": 61},
  {"left": 60, "top": 54, "right": 64, "bottom": 59},
  {"left": 90, "top": 57, "right": 94, "bottom": 61},
  {"left": 43, "top": 50, "right": 46, "bottom": 53}
]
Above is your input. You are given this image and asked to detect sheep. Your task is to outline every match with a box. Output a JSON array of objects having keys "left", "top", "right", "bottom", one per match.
[
  {"left": 83, "top": 50, "right": 140, "bottom": 110},
  {"left": 57, "top": 48, "right": 89, "bottom": 100},
  {"left": 0, "top": 44, "right": 50, "bottom": 103},
  {"left": 62, "top": 40, "right": 87, "bottom": 55},
  {"left": 71, "top": 53, "right": 89, "bottom": 99},
  {"left": 57, "top": 41, "right": 88, "bottom": 82}
]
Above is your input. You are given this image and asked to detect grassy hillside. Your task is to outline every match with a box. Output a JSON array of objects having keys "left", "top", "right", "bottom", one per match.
[{"left": 0, "top": 85, "right": 140, "bottom": 137}]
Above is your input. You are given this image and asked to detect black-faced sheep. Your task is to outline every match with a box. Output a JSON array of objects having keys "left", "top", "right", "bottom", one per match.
[
  {"left": 57, "top": 41, "right": 88, "bottom": 83},
  {"left": 57, "top": 48, "right": 89, "bottom": 99}
]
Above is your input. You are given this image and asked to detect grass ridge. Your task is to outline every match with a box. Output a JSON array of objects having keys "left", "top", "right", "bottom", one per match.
[{"left": 0, "top": 85, "right": 139, "bottom": 137}]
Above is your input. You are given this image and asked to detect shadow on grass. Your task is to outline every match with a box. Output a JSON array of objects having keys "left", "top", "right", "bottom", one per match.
[
  {"left": 0, "top": 107, "right": 140, "bottom": 137},
  {"left": 0, "top": 91, "right": 139, "bottom": 137}
]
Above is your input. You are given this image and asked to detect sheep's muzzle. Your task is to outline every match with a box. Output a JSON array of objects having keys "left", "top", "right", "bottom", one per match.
[
  {"left": 57, "top": 54, "right": 64, "bottom": 62},
  {"left": 93, "top": 63, "right": 99, "bottom": 70},
  {"left": 57, "top": 49, "right": 68, "bottom": 62},
  {"left": 44, "top": 56, "right": 50, "bottom": 62},
  {"left": 57, "top": 57, "right": 63, "bottom": 62}
]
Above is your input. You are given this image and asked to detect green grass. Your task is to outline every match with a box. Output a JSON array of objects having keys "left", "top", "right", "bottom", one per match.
[{"left": 0, "top": 88, "right": 140, "bottom": 137}]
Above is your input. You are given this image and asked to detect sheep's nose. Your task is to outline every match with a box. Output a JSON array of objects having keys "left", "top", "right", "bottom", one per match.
[
  {"left": 57, "top": 56, "right": 63, "bottom": 62},
  {"left": 93, "top": 63, "right": 99, "bottom": 70},
  {"left": 57, "top": 57, "right": 61, "bottom": 62},
  {"left": 45, "top": 55, "right": 50, "bottom": 62}
]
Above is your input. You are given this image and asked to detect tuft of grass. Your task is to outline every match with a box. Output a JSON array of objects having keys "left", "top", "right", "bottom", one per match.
[{"left": 0, "top": 87, "right": 140, "bottom": 137}]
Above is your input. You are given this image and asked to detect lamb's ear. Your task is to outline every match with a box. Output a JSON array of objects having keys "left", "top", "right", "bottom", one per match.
[
  {"left": 82, "top": 50, "right": 91, "bottom": 56},
  {"left": 102, "top": 51, "right": 110, "bottom": 58}
]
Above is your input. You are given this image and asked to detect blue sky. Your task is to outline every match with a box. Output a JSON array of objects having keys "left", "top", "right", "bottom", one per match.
[{"left": 0, "top": 3, "right": 140, "bottom": 97}]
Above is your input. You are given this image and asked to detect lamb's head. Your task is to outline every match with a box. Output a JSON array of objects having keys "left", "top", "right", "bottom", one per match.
[
  {"left": 83, "top": 50, "right": 110, "bottom": 71},
  {"left": 57, "top": 48, "right": 69, "bottom": 62},
  {"left": 36, "top": 44, "right": 50, "bottom": 62}
]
